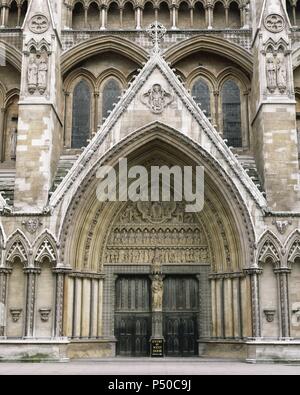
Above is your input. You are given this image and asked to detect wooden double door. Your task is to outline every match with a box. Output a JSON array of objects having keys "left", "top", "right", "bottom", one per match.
[{"left": 115, "top": 275, "right": 199, "bottom": 357}]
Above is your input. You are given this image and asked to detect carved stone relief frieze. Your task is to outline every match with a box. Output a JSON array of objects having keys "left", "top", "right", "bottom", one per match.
[{"left": 103, "top": 202, "right": 210, "bottom": 265}]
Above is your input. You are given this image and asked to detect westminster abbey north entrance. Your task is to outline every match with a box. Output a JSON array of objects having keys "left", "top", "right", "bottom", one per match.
[{"left": 102, "top": 201, "right": 210, "bottom": 358}]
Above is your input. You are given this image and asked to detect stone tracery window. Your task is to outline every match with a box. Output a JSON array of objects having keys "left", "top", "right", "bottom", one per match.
[
  {"left": 221, "top": 79, "right": 242, "bottom": 148},
  {"left": 102, "top": 78, "right": 122, "bottom": 121},
  {"left": 191, "top": 78, "right": 211, "bottom": 118},
  {"left": 71, "top": 80, "right": 91, "bottom": 149}
]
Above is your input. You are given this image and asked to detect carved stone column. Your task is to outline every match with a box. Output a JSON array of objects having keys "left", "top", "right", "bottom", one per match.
[
  {"left": 136, "top": 7, "right": 142, "bottom": 30},
  {"left": 205, "top": 5, "right": 213, "bottom": 30},
  {"left": 225, "top": 6, "right": 229, "bottom": 28},
  {"left": 274, "top": 268, "right": 291, "bottom": 339},
  {"left": 100, "top": 6, "right": 107, "bottom": 30},
  {"left": 171, "top": 5, "right": 177, "bottom": 30},
  {"left": 0, "top": 268, "right": 10, "bottom": 338},
  {"left": 53, "top": 267, "right": 71, "bottom": 338},
  {"left": 24, "top": 268, "right": 40, "bottom": 338},
  {"left": 244, "top": 268, "right": 263, "bottom": 339}
]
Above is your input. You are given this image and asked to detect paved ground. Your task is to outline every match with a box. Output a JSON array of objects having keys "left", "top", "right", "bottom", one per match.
[{"left": 0, "top": 359, "right": 300, "bottom": 375}]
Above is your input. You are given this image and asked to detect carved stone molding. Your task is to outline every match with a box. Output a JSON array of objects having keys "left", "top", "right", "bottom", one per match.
[
  {"left": 264, "top": 14, "right": 285, "bottom": 33},
  {"left": 29, "top": 15, "right": 49, "bottom": 34}
]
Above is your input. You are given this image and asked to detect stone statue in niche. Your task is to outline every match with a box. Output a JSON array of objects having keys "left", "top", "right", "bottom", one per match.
[
  {"left": 152, "top": 275, "right": 164, "bottom": 312},
  {"left": 142, "top": 84, "right": 174, "bottom": 114},
  {"left": 27, "top": 55, "right": 38, "bottom": 94},
  {"left": 37, "top": 52, "right": 48, "bottom": 95},
  {"left": 10, "top": 127, "right": 17, "bottom": 160},
  {"left": 277, "top": 56, "right": 287, "bottom": 94},
  {"left": 266, "top": 55, "right": 277, "bottom": 93}
]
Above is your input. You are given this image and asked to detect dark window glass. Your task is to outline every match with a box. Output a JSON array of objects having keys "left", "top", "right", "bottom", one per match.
[
  {"left": 222, "top": 80, "right": 242, "bottom": 147},
  {"left": 102, "top": 79, "right": 121, "bottom": 121},
  {"left": 192, "top": 79, "right": 211, "bottom": 118},
  {"left": 72, "top": 80, "right": 91, "bottom": 149}
]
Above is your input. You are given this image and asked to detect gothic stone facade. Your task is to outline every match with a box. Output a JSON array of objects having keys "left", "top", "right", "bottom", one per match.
[{"left": 1, "top": 0, "right": 300, "bottom": 362}]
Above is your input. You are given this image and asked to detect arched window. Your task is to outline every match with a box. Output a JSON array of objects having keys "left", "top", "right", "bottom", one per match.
[
  {"left": 158, "top": 2, "right": 170, "bottom": 28},
  {"left": 192, "top": 79, "right": 211, "bottom": 118},
  {"left": 8, "top": 0, "right": 18, "bottom": 28},
  {"left": 297, "top": 1, "right": 300, "bottom": 26},
  {"left": 87, "top": 2, "right": 99, "bottom": 29},
  {"left": 222, "top": 80, "right": 242, "bottom": 147},
  {"left": 107, "top": 2, "right": 120, "bottom": 29},
  {"left": 213, "top": 1, "right": 226, "bottom": 29},
  {"left": 20, "top": 1, "right": 28, "bottom": 26},
  {"left": 143, "top": 2, "right": 155, "bottom": 28},
  {"left": 72, "top": 2, "right": 85, "bottom": 29},
  {"left": 72, "top": 80, "right": 91, "bottom": 149},
  {"left": 123, "top": 2, "right": 135, "bottom": 28},
  {"left": 178, "top": 2, "right": 190, "bottom": 29},
  {"left": 228, "top": 1, "right": 241, "bottom": 29},
  {"left": 194, "top": 2, "right": 205, "bottom": 29},
  {"left": 102, "top": 79, "right": 121, "bottom": 121},
  {"left": 286, "top": 0, "right": 294, "bottom": 25}
]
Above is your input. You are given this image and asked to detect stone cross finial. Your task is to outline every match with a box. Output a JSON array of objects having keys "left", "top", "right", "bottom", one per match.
[{"left": 146, "top": 21, "right": 167, "bottom": 54}]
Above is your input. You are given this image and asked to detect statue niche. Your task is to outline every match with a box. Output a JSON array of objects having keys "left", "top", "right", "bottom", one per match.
[{"left": 103, "top": 202, "right": 210, "bottom": 265}]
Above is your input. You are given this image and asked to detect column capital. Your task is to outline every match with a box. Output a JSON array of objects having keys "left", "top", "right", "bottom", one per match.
[
  {"left": 243, "top": 267, "right": 263, "bottom": 276},
  {"left": 274, "top": 267, "right": 292, "bottom": 275}
]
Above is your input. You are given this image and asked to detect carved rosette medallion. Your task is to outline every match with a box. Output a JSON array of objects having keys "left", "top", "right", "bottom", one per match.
[
  {"left": 29, "top": 15, "right": 49, "bottom": 34},
  {"left": 264, "top": 14, "right": 285, "bottom": 33}
]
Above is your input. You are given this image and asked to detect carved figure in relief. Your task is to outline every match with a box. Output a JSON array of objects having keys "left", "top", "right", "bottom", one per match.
[
  {"left": 266, "top": 55, "right": 277, "bottom": 93},
  {"left": 10, "top": 127, "right": 17, "bottom": 160},
  {"left": 152, "top": 275, "right": 164, "bottom": 311},
  {"left": 37, "top": 54, "right": 48, "bottom": 94},
  {"left": 27, "top": 55, "right": 38, "bottom": 94},
  {"left": 277, "top": 56, "right": 287, "bottom": 93}
]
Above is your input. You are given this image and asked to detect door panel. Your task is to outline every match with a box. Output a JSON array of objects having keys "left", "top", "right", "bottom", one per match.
[
  {"left": 164, "top": 314, "right": 198, "bottom": 357},
  {"left": 163, "top": 276, "right": 199, "bottom": 357},
  {"left": 115, "top": 276, "right": 151, "bottom": 357},
  {"left": 115, "top": 315, "right": 150, "bottom": 356}
]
